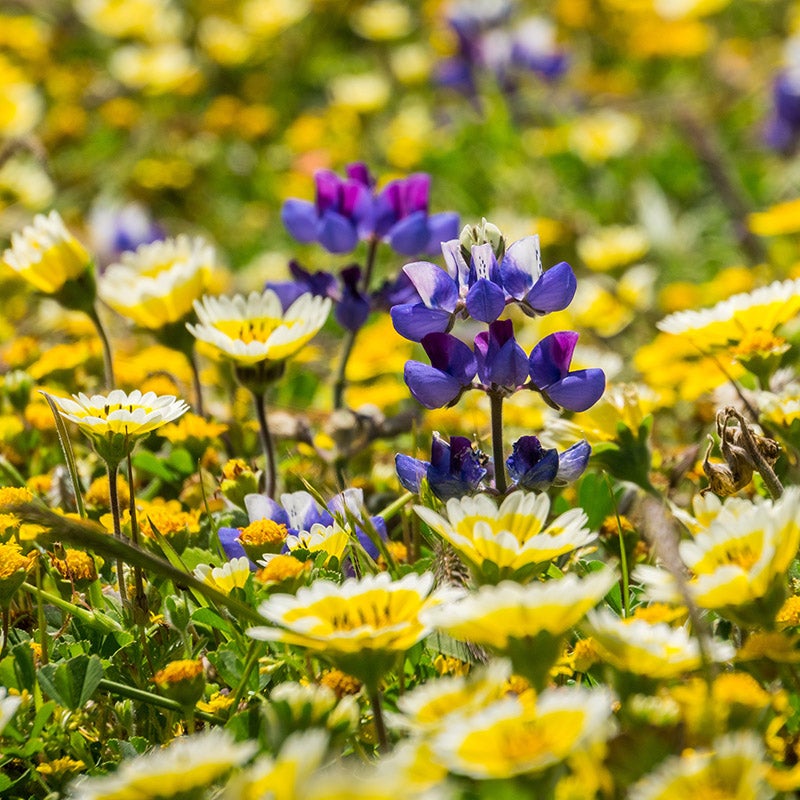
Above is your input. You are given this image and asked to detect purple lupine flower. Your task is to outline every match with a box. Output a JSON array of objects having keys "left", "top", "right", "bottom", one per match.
[
  {"left": 474, "top": 319, "right": 528, "bottom": 393},
  {"left": 404, "top": 332, "right": 477, "bottom": 409},
  {"left": 765, "top": 72, "right": 800, "bottom": 152},
  {"left": 281, "top": 167, "right": 373, "bottom": 254},
  {"left": 528, "top": 331, "right": 605, "bottom": 412},
  {"left": 218, "top": 489, "right": 387, "bottom": 564},
  {"left": 506, "top": 435, "right": 591, "bottom": 491},
  {"left": 267, "top": 261, "right": 371, "bottom": 332},
  {"left": 510, "top": 17, "right": 568, "bottom": 81},
  {"left": 282, "top": 163, "right": 459, "bottom": 256},
  {"left": 373, "top": 173, "right": 460, "bottom": 256},
  {"left": 89, "top": 202, "right": 164, "bottom": 267},
  {"left": 499, "top": 236, "right": 576, "bottom": 317},
  {"left": 396, "top": 433, "right": 487, "bottom": 500},
  {"left": 390, "top": 238, "right": 507, "bottom": 341}
]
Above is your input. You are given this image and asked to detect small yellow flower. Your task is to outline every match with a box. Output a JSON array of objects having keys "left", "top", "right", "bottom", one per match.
[
  {"left": 0, "top": 542, "right": 32, "bottom": 606},
  {"left": 51, "top": 550, "right": 98, "bottom": 586},
  {"left": 572, "top": 638, "right": 600, "bottom": 673},
  {"left": 153, "top": 659, "right": 205, "bottom": 709},
  {"left": 319, "top": 669, "right": 362, "bottom": 698},
  {"left": 85, "top": 474, "right": 130, "bottom": 510},
  {"left": 577, "top": 226, "right": 649, "bottom": 272},
  {"left": 160, "top": 413, "right": 227, "bottom": 444},
  {"left": 777, "top": 595, "right": 800, "bottom": 629},
  {"left": 3, "top": 211, "right": 90, "bottom": 294},
  {"left": 433, "top": 655, "right": 471, "bottom": 677},
  {"left": 748, "top": 198, "right": 800, "bottom": 236},
  {"left": 194, "top": 557, "right": 251, "bottom": 593},
  {"left": 196, "top": 691, "right": 235, "bottom": 714},
  {"left": 737, "top": 631, "right": 800, "bottom": 663},
  {"left": 37, "top": 757, "right": 85, "bottom": 777},
  {"left": 239, "top": 519, "right": 288, "bottom": 556},
  {"left": 255, "top": 554, "right": 309, "bottom": 585}
]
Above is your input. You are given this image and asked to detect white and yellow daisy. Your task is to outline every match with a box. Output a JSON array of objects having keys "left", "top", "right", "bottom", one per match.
[
  {"left": 3, "top": 211, "right": 90, "bottom": 294},
  {"left": 193, "top": 556, "right": 251, "bottom": 593},
  {"left": 582, "top": 609, "right": 734, "bottom": 679},
  {"left": 422, "top": 570, "right": 617, "bottom": 687},
  {"left": 431, "top": 687, "right": 616, "bottom": 780},
  {"left": 249, "top": 572, "right": 461, "bottom": 686},
  {"left": 656, "top": 278, "right": 800, "bottom": 349},
  {"left": 393, "top": 660, "right": 513, "bottom": 734},
  {"left": 68, "top": 728, "right": 256, "bottom": 800},
  {"left": 99, "top": 236, "right": 217, "bottom": 330},
  {"left": 0, "top": 687, "right": 22, "bottom": 734},
  {"left": 49, "top": 389, "right": 189, "bottom": 465},
  {"left": 414, "top": 492, "right": 596, "bottom": 584},
  {"left": 187, "top": 290, "right": 331, "bottom": 367},
  {"left": 285, "top": 522, "right": 350, "bottom": 565},
  {"left": 628, "top": 731, "right": 770, "bottom": 800},
  {"left": 264, "top": 682, "right": 359, "bottom": 737}
]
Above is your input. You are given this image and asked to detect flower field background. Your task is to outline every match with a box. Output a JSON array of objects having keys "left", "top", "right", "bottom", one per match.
[{"left": 4, "top": 0, "right": 800, "bottom": 797}]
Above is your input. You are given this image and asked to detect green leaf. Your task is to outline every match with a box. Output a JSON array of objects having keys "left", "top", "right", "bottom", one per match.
[
  {"left": 37, "top": 654, "right": 104, "bottom": 710},
  {"left": 132, "top": 450, "right": 179, "bottom": 482},
  {"left": 192, "top": 607, "right": 235, "bottom": 637},
  {"left": 166, "top": 447, "right": 196, "bottom": 475}
]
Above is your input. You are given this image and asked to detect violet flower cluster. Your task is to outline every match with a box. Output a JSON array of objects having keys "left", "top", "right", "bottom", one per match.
[
  {"left": 438, "top": 3, "right": 568, "bottom": 99},
  {"left": 393, "top": 220, "right": 603, "bottom": 498},
  {"left": 281, "top": 162, "right": 459, "bottom": 256},
  {"left": 764, "top": 37, "right": 800, "bottom": 154}
]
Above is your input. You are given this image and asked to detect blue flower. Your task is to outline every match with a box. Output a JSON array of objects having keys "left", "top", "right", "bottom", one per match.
[
  {"left": 403, "top": 332, "right": 477, "bottom": 409},
  {"left": 474, "top": 319, "right": 529, "bottom": 394},
  {"left": 528, "top": 331, "right": 605, "bottom": 413},
  {"left": 506, "top": 436, "right": 591, "bottom": 491},
  {"left": 396, "top": 433, "right": 487, "bottom": 500},
  {"left": 499, "top": 236, "right": 576, "bottom": 317},
  {"left": 218, "top": 488, "right": 386, "bottom": 564},
  {"left": 281, "top": 163, "right": 458, "bottom": 256}
]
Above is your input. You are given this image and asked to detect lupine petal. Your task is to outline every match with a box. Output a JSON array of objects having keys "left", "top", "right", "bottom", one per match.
[
  {"left": 441, "top": 238, "right": 470, "bottom": 287},
  {"left": 545, "top": 369, "right": 606, "bottom": 412},
  {"left": 314, "top": 170, "right": 342, "bottom": 214},
  {"left": 403, "top": 173, "right": 431, "bottom": 214},
  {"left": 556, "top": 440, "right": 591, "bottom": 484},
  {"left": 403, "top": 261, "right": 459, "bottom": 310},
  {"left": 265, "top": 281, "right": 306, "bottom": 311},
  {"left": 404, "top": 360, "right": 468, "bottom": 409},
  {"left": 218, "top": 526, "right": 249, "bottom": 562},
  {"left": 506, "top": 436, "right": 559, "bottom": 490},
  {"left": 422, "top": 332, "right": 477, "bottom": 384},
  {"left": 281, "top": 199, "right": 318, "bottom": 243},
  {"left": 424, "top": 212, "right": 461, "bottom": 255},
  {"left": 390, "top": 303, "right": 452, "bottom": 341},
  {"left": 317, "top": 211, "right": 359, "bottom": 254},
  {"left": 390, "top": 211, "right": 434, "bottom": 255},
  {"left": 500, "top": 235, "right": 541, "bottom": 299},
  {"left": 524, "top": 261, "right": 577, "bottom": 315},
  {"left": 245, "top": 494, "right": 289, "bottom": 526},
  {"left": 395, "top": 453, "right": 428, "bottom": 493},
  {"left": 529, "top": 330, "right": 580, "bottom": 388},
  {"left": 465, "top": 278, "right": 506, "bottom": 323}
]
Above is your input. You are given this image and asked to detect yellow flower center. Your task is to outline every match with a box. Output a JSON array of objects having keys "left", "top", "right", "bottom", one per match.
[
  {"left": 256, "top": 554, "right": 308, "bottom": 583},
  {"left": 731, "top": 331, "right": 789, "bottom": 358},
  {"left": 52, "top": 550, "right": 97, "bottom": 583},
  {"left": 239, "top": 519, "right": 288, "bottom": 546},
  {"left": 319, "top": 669, "right": 362, "bottom": 698},
  {"left": 0, "top": 486, "right": 32, "bottom": 509},
  {"left": 0, "top": 544, "right": 29, "bottom": 579},
  {"left": 154, "top": 659, "right": 204, "bottom": 686},
  {"left": 215, "top": 316, "right": 298, "bottom": 344}
]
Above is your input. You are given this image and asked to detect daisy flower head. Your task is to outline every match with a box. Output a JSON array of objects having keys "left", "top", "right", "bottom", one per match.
[
  {"left": 673, "top": 488, "right": 800, "bottom": 626},
  {"left": 49, "top": 389, "right": 189, "bottom": 466},
  {"left": 249, "top": 571, "right": 462, "bottom": 687},
  {"left": 193, "top": 556, "right": 252, "bottom": 593},
  {"left": 628, "top": 731, "right": 771, "bottom": 800},
  {"left": 68, "top": 728, "right": 257, "bottom": 800},
  {"left": 421, "top": 569, "right": 617, "bottom": 688},
  {"left": 414, "top": 491, "right": 596, "bottom": 584},
  {"left": 582, "top": 609, "right": 735, "bottom": 680},
  {"left": 0, "top": 686, "right": 22, "bottom": 734},
  {"left": 656, "top": 278, "right": 800, "bottom": 350},
  {"left": 3, "top": 210, "right": 91, "bottom": 296},
  {"left": 99, "top": 235, "right": 217, "bottom": 331},
  {"left": 187, "top": 290, "right": 331, "bottom": 369},
  {"left": 431, "top": 686, "right": 616, "bottom": 780},
  {"left": 285, "top": 522, "right": 350, "bottom": 566}
]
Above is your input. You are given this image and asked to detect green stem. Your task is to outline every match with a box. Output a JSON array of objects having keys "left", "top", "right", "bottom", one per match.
[
  {"left": 106, "top": 463, "right": 129, "bottom": 608},
  {"left": 368, "top": 685, "right": 389, "bottom": 752},
  {"left": 490, "top": 393, "right": 507, "bottom": 494},
  {"left": 97, "top": 678, "right": 224, "bottom": 725},
  {"left": 189, "top": 349, "right": 205, "bottom": 417},
  {"left": 333, "top": 330, "right": 358, "bottom": 410},
  {"left": 88, "top": 305, "right": 115, "bottom": 389},
  {"left": 21, "top": 582, "right": 122, "bottom": 632},
  {"left": 230, "top": 640, "right": 261, "bottom": 715},
  {"left": 35, "top": 563, "right": 48, "bottom": 665},
  {"left": 126, "top": 453, "right": 149, "bottom": 624},
  {"left": 332, "top": 237, "right": 379, "bottom": 410},
  {"left": 605, "top": 473, "right": 630, "bottom": 618},
  {"left": 251, "top": 390, "right": 276, "bottom": 498}
]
